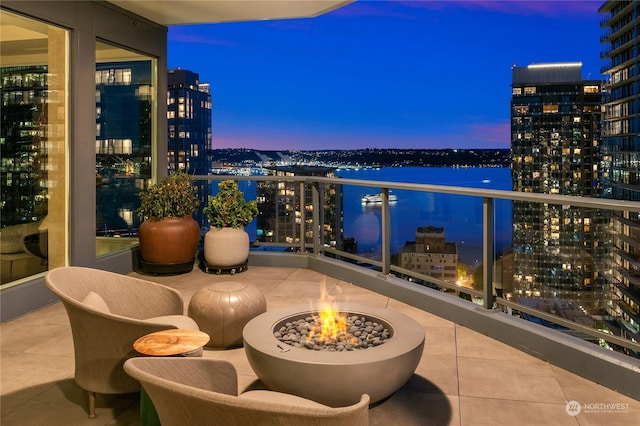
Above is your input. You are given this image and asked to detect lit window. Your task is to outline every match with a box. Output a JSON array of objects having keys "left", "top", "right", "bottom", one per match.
[{"left": 514, "top": 105, "right": 529, "bottom": 114}]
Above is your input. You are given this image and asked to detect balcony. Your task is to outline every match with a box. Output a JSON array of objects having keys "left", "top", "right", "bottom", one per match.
[
  {"left": 3, "top": 173, "right": 640, "bottom": 424},
  {"left": 2, "top": 264, "right": 640, "bottom": 425},
  {"left": 3, "top": 1, "right": 637, "bottom": 421}
]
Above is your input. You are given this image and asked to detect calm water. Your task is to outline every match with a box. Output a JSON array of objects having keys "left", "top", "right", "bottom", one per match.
[{"left": 335, "top": 167, "right": 513, "bottom": 265}]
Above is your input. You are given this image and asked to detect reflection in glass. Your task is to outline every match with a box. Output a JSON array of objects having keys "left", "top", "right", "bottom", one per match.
[
  {"left": 95, "top": 41, "right": 155, "bottom": 256},
  {"left": 1, "top": 10, "right": 67, "bottom": 285}
]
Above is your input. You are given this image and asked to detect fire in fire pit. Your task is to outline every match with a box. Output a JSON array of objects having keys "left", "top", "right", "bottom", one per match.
[
  {"left": 275, "top": 313, "right": 391, "bottom": 351},
  {"left": 243, "top": 303, "right": 425, "bottom": 407},
  {"left": 276, "top": 287, "right": 392, "bottom": 351}
]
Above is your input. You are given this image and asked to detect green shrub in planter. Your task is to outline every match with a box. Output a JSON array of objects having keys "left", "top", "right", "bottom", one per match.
[
  {"left": 203, "top": 180, "right": 258, "bottom": 229},
  {"left": 137, "top": 171, "right": 199, "bottom": 220}
]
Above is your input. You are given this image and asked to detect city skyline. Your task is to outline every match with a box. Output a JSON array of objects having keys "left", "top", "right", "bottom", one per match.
[{"left": 168, "top": 0, "right": 603, "bottom": 151}]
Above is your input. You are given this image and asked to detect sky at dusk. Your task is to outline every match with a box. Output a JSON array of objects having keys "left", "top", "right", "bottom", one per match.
[{"left": 168, "top": 0, "right": 604, "bottom": 151}]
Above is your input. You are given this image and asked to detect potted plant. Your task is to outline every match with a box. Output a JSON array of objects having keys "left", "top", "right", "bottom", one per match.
[
  {"left": 137, "top": 171, "right": 200, "bottom": 273},
  {"left": 202, "top": 179, "right": 258, "bottom": 273}
]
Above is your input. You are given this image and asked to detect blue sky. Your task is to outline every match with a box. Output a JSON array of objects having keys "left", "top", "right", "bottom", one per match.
[{"left": 168, "top": 0, "right": 603, "bottom": 151}]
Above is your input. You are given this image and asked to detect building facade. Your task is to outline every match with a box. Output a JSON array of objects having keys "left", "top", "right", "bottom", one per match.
[
  {"left": 0, "top": 65, "right": 50, "bottom": 282},
  {"left": 95, "top": 60, "right": 154, "bottom": 238},
  {"left": 256, "top": 166, "right": 342, "bottom": 249},
  {"left": 1, "top": 66, "right": 49, "bottom": 229},
  {"left": 599, "top": 0, "right": 640, "bottom": 349},
  {"left": 400, "top": 225, "right": 458, "bottom": 284},
  {"left": 510, "top": 62, "right": 608, "bottom": 316},
  {"left": 0, "top": 1, "right": 168, "bottom": 319},
  {"left": 167, "top": 68, "right": 212, "bottom": 226},
  {"left": 167, "top": 68, "right": 212, "bottom": 175}
]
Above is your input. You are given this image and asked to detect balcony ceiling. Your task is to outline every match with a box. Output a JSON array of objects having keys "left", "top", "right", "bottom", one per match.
[{"left": 107, "top": 0, "right": 352, "bottom": 26}]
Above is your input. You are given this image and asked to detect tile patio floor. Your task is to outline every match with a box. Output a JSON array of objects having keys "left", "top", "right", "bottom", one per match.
[{"left": 2, "top": 266, "right": 639, "bottom": 425}]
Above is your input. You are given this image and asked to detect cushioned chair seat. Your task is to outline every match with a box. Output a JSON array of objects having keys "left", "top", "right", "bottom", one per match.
[
  {"left": 239, "top": 390, "right": 330, "bottom": 408},
  {"left": 145, "top": 315, "right": 200, "bottom": 330}
]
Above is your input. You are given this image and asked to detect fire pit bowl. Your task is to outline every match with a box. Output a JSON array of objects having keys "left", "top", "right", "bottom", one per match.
[{"left": 243, "top": 303, "right": 425, "bottom": 407}]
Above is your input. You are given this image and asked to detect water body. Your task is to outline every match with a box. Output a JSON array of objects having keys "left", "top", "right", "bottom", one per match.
[{"left": 335, "top": 167, "right": 513, "bottom": 265}]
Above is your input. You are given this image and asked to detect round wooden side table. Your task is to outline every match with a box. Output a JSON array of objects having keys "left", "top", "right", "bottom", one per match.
[{"left": 133, "top": 329, "right": 210, "bottom": 356}]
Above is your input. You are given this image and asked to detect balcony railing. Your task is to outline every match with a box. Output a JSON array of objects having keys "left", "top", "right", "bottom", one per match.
[
  {"left": 188, "top": 172, "right": 640, "bottom": 399},
  {"left": 195, "top": 173, "right": 640, "bottom": 357}
]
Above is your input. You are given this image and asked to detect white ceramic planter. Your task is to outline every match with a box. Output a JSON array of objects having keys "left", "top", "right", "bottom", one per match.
[{"left": 204, "top": 227, "right": 249, "bottom": 268}]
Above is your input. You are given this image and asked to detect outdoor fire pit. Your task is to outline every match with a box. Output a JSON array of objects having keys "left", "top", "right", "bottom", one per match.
[{"left": 243, "top": 303, "right": 425, "bottom": 407}]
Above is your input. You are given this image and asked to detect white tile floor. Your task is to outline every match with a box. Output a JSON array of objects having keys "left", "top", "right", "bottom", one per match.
[{"left": 2, "top": 266, "right": 639, "bottom": 425}]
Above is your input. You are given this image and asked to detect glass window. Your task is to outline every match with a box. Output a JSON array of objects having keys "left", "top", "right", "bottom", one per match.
[
  {"left": 95, "top": 41, "right": 155, "bottom": 256},
  {"left": 1, "top": 10, "right": 68, "bottom": 286}
]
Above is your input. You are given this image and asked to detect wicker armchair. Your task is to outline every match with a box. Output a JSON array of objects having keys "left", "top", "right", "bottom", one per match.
[
  {"left": 45, "top": 266, "right": 200, "bottom": 418},
  {"left": 123, "top": 357, "right": 370, "bottom": 426}
]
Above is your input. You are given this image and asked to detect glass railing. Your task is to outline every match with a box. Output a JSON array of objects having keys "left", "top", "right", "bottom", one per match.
[{"left": 194, "top": 172, "right": 640, "bottom": 359}]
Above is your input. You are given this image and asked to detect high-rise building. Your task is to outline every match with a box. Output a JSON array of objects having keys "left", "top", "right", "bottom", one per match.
[
  {"left": 95, "top": 60, "right": 153, "bottom": 236},
  {"left": 167, "top": 68, "right": 212, "bottom": 226},
  {"left": 257, "top": 166, "right": 342, "bottom": 249},
  {"left": 1, "top": 66, "right": 49, "bottom": 228},
  {"left": 0, "top": 65, "right": 50, "bottom": 282},
  {"left": 599, "top": 1, "right": 640, "bottom": 349},
  {"left": 510, "top": 62, "right": 607, "bottom": 315},
  {"left": 167, "top": 68, "right": 212, "bottom": 174}
]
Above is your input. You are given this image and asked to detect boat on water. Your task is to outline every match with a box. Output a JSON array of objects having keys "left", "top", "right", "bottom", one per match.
[{"left": 361, "top": 192, "right": 398, "bottom": 203}]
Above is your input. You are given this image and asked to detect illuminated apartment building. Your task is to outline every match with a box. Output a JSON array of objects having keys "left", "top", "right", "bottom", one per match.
[
  {"left": 0, "top": 66, "right": 50, "bottom": 282},
  {"left": 510, "top": 62, "right": 607, "bottom": 315},
  {"left": 599, "top": 0, "right": 640, "bottom": 348},
  {"left": 399, "top": 225, "right": 458, "bottom": 284},
  {"left": 257, "top": 166, "right": 342, "bottom": 249},
  {"left": 167, "top": 68, "right": 212, "bottom": 174},
  {"left": 1, "top": 66, "right": 49, "bottom": 228},
  {"left": 167, "top": 68, "right": 212, "bottom": 226},
  {"left": 95, "top": 60, "right": 153, "bottom": 236}
]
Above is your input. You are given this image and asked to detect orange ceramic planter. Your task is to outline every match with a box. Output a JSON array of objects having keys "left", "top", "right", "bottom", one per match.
[{"left": 139, "top": 216, "right": 200, "bottom": 264}]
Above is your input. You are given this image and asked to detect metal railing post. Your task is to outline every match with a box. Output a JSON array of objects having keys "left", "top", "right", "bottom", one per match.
[
  {"left": 299, "top": 182, "right": 306, "bottom": 253},
  {"left": 381, "top": 187, "right": 391, "bottom": 275},
  {"left": 483, "top": 197, "right": 494, "bottom": 309},
  {"left": 312, "top": 182, "right": 320, "bottom": 255}
]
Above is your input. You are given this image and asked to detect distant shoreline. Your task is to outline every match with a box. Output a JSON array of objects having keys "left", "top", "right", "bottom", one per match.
[{"left": 209, "top": 148, "right": 511, "bottom": 169}]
